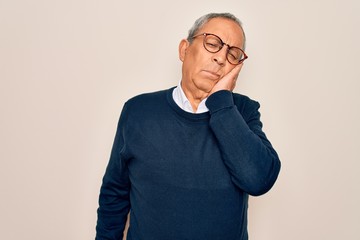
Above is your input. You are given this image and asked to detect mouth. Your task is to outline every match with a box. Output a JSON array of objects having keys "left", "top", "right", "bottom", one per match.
[{"left": 202, "top": 70, "right": 220, "bottom": 80}]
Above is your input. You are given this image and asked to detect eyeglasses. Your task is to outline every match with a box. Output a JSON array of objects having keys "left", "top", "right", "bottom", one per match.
[{"left": 192, "top": 33, "right": 248, "bottom": 65}]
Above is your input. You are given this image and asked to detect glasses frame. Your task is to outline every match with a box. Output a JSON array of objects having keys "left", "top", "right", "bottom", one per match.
[{"left": 192, "top": 33, "right": 248, "bottom": 65}]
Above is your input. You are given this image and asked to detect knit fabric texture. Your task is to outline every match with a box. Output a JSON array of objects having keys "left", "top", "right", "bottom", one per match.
[{"left": 96, "top": 87, "right": 281, "bottom": 240}]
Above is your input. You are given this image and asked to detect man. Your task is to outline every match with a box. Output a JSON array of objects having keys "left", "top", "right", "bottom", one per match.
[{"left": 96, "top": 12, "right": 281, "bottom": 240}]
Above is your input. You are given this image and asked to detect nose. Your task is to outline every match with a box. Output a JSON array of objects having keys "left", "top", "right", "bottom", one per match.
[{"left": 211, "top": 46, "right": 228, "bottom": 66}]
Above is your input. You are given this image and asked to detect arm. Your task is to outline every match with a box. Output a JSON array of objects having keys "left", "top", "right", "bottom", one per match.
[
  {"left": 206, "top": 90, "right": 281, "bottom": 196},
  {"left": 96, "top": 104, "right": 131, "bottom": 240}
]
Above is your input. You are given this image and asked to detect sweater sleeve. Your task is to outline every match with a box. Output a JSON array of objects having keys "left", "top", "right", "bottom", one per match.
[
  {"left": 96, "top": 104, "right": 131, "bottom": 240},
  {"left": 206, "top": 90, "right": 281, "bottom": 196}
]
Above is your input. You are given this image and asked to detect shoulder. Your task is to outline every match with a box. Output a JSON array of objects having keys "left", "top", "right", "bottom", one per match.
[
  {"left": 120, "top": 88, "right": 173, "bottom": 118},
  {"left": 125, "top": 88, "right": 170, "bottom": 108}
]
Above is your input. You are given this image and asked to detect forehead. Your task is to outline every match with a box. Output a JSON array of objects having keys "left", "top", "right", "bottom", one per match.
[{"left": 199, "top": 18, "right": 244, "bottom": 47}]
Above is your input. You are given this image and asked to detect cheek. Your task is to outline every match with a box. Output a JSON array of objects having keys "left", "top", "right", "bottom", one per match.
[
  {"left": 183, "top": 56, "right": 202, "bottom": 75},
  {"left": 183, "top": 47, "right": 216, "bottom": 77},
  {"left": 187, "top": 46, "right": 211, "bottom": 66}
]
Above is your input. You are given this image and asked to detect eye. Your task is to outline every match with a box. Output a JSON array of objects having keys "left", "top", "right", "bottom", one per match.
[
  {"left": 204, "top": 35, "right": 223, "bottom": 52},
  {"left": 228, "top": 53, "right": 238, "bottom": 61},
  {"left": 228, "top": 49, "right": 242, "bottom": 61},
  {"left": 205, "top": 42, "right": 220, "bottom": 48}
]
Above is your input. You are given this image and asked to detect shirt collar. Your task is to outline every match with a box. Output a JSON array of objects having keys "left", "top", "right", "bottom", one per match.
[{"left": 172, "top": 81, "right": 209, "bottom": 114}]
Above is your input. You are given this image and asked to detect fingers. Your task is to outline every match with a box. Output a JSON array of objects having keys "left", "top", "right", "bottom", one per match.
[
  {"left": 220, "top": 64, "right": 243, "bottom": 88},
  {"left": 230, "top": 63, "right": 243, "bottom": 81},
  {"left": 208, "top": 63, "right": 244, "bottom": 96}
]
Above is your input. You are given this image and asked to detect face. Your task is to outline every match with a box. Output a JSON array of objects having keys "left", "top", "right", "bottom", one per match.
[{"left": 179, "top": 17, "right": 245, "bottom": 96}]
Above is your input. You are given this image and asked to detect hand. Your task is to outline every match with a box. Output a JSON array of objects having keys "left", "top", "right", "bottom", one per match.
[{"left": 209, "top": 63, "right": 243, "bottom": 96}]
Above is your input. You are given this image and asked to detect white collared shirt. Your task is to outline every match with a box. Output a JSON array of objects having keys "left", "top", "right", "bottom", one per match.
[{"left": 172, "top": 82, "right": 209, "bottom": 114}]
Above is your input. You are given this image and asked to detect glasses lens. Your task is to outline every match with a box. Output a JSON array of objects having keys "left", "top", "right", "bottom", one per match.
[
  {"left": 204, "top": 35, "right": 222, "bottom": 53},
  {"left": 201, "top": 33, "right": 247, "bottom": 65},
  {"left": 227, "top": 48, "right": 244, "bottom": 65}
]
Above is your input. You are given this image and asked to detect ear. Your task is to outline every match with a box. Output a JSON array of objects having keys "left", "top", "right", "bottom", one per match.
[{"left": 178, "top": 39, "right": 189, "bottom": 62}]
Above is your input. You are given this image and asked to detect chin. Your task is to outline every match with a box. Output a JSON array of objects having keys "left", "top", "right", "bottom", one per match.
[{"left": 193, "top": 80, "right": 215, "bottom": 93}]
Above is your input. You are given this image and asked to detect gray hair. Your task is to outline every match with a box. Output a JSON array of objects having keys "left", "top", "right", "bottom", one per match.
[{"left": 187, "top": 13, "right": 246, "bottom": 50}]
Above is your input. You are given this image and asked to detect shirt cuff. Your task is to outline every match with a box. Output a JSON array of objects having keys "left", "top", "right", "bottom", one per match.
[{"left": 205, "top": 90, "right": 234, "bottom": 114}]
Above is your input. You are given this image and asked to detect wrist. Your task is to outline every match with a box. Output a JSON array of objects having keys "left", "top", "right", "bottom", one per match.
[{"left": 205, "top": 90, "right": 234, "bottom": 114}]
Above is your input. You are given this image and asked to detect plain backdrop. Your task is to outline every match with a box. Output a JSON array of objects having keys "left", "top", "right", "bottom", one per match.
[{"left": 1, "top": 0, "right": 359, "bottom": 239}]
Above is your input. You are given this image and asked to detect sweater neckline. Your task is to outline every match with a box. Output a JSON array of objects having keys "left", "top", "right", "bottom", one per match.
[{"left": 166, "top": 87, "right": 210, "bottom": 121}]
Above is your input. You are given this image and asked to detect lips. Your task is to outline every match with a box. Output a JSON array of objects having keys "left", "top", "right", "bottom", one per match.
[{"left": 202, "top": 70, "right": 220, "bottom": 80}]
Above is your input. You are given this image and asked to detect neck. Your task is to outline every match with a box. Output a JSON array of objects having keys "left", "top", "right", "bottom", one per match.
[{"left": 180, "top": 81, "right": 208, "bottom": 112}]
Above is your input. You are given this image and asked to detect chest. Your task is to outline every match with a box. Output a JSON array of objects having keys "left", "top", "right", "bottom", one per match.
[{"left": 125, "top": 117, "right": 232, "bottom": 189}]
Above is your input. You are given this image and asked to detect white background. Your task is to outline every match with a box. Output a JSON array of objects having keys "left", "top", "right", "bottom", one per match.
[{"left": 1, "top": 0, "right": 359, "bottom": 239}]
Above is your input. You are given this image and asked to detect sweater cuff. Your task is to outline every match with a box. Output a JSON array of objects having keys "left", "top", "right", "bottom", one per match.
[{"left": 205, "top": 90, "right": 234, "bottom": 114}]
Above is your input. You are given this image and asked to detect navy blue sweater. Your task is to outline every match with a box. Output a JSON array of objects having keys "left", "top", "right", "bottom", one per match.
[{"left": 96, "top": 88, "right": 281, "bottom": 240}]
